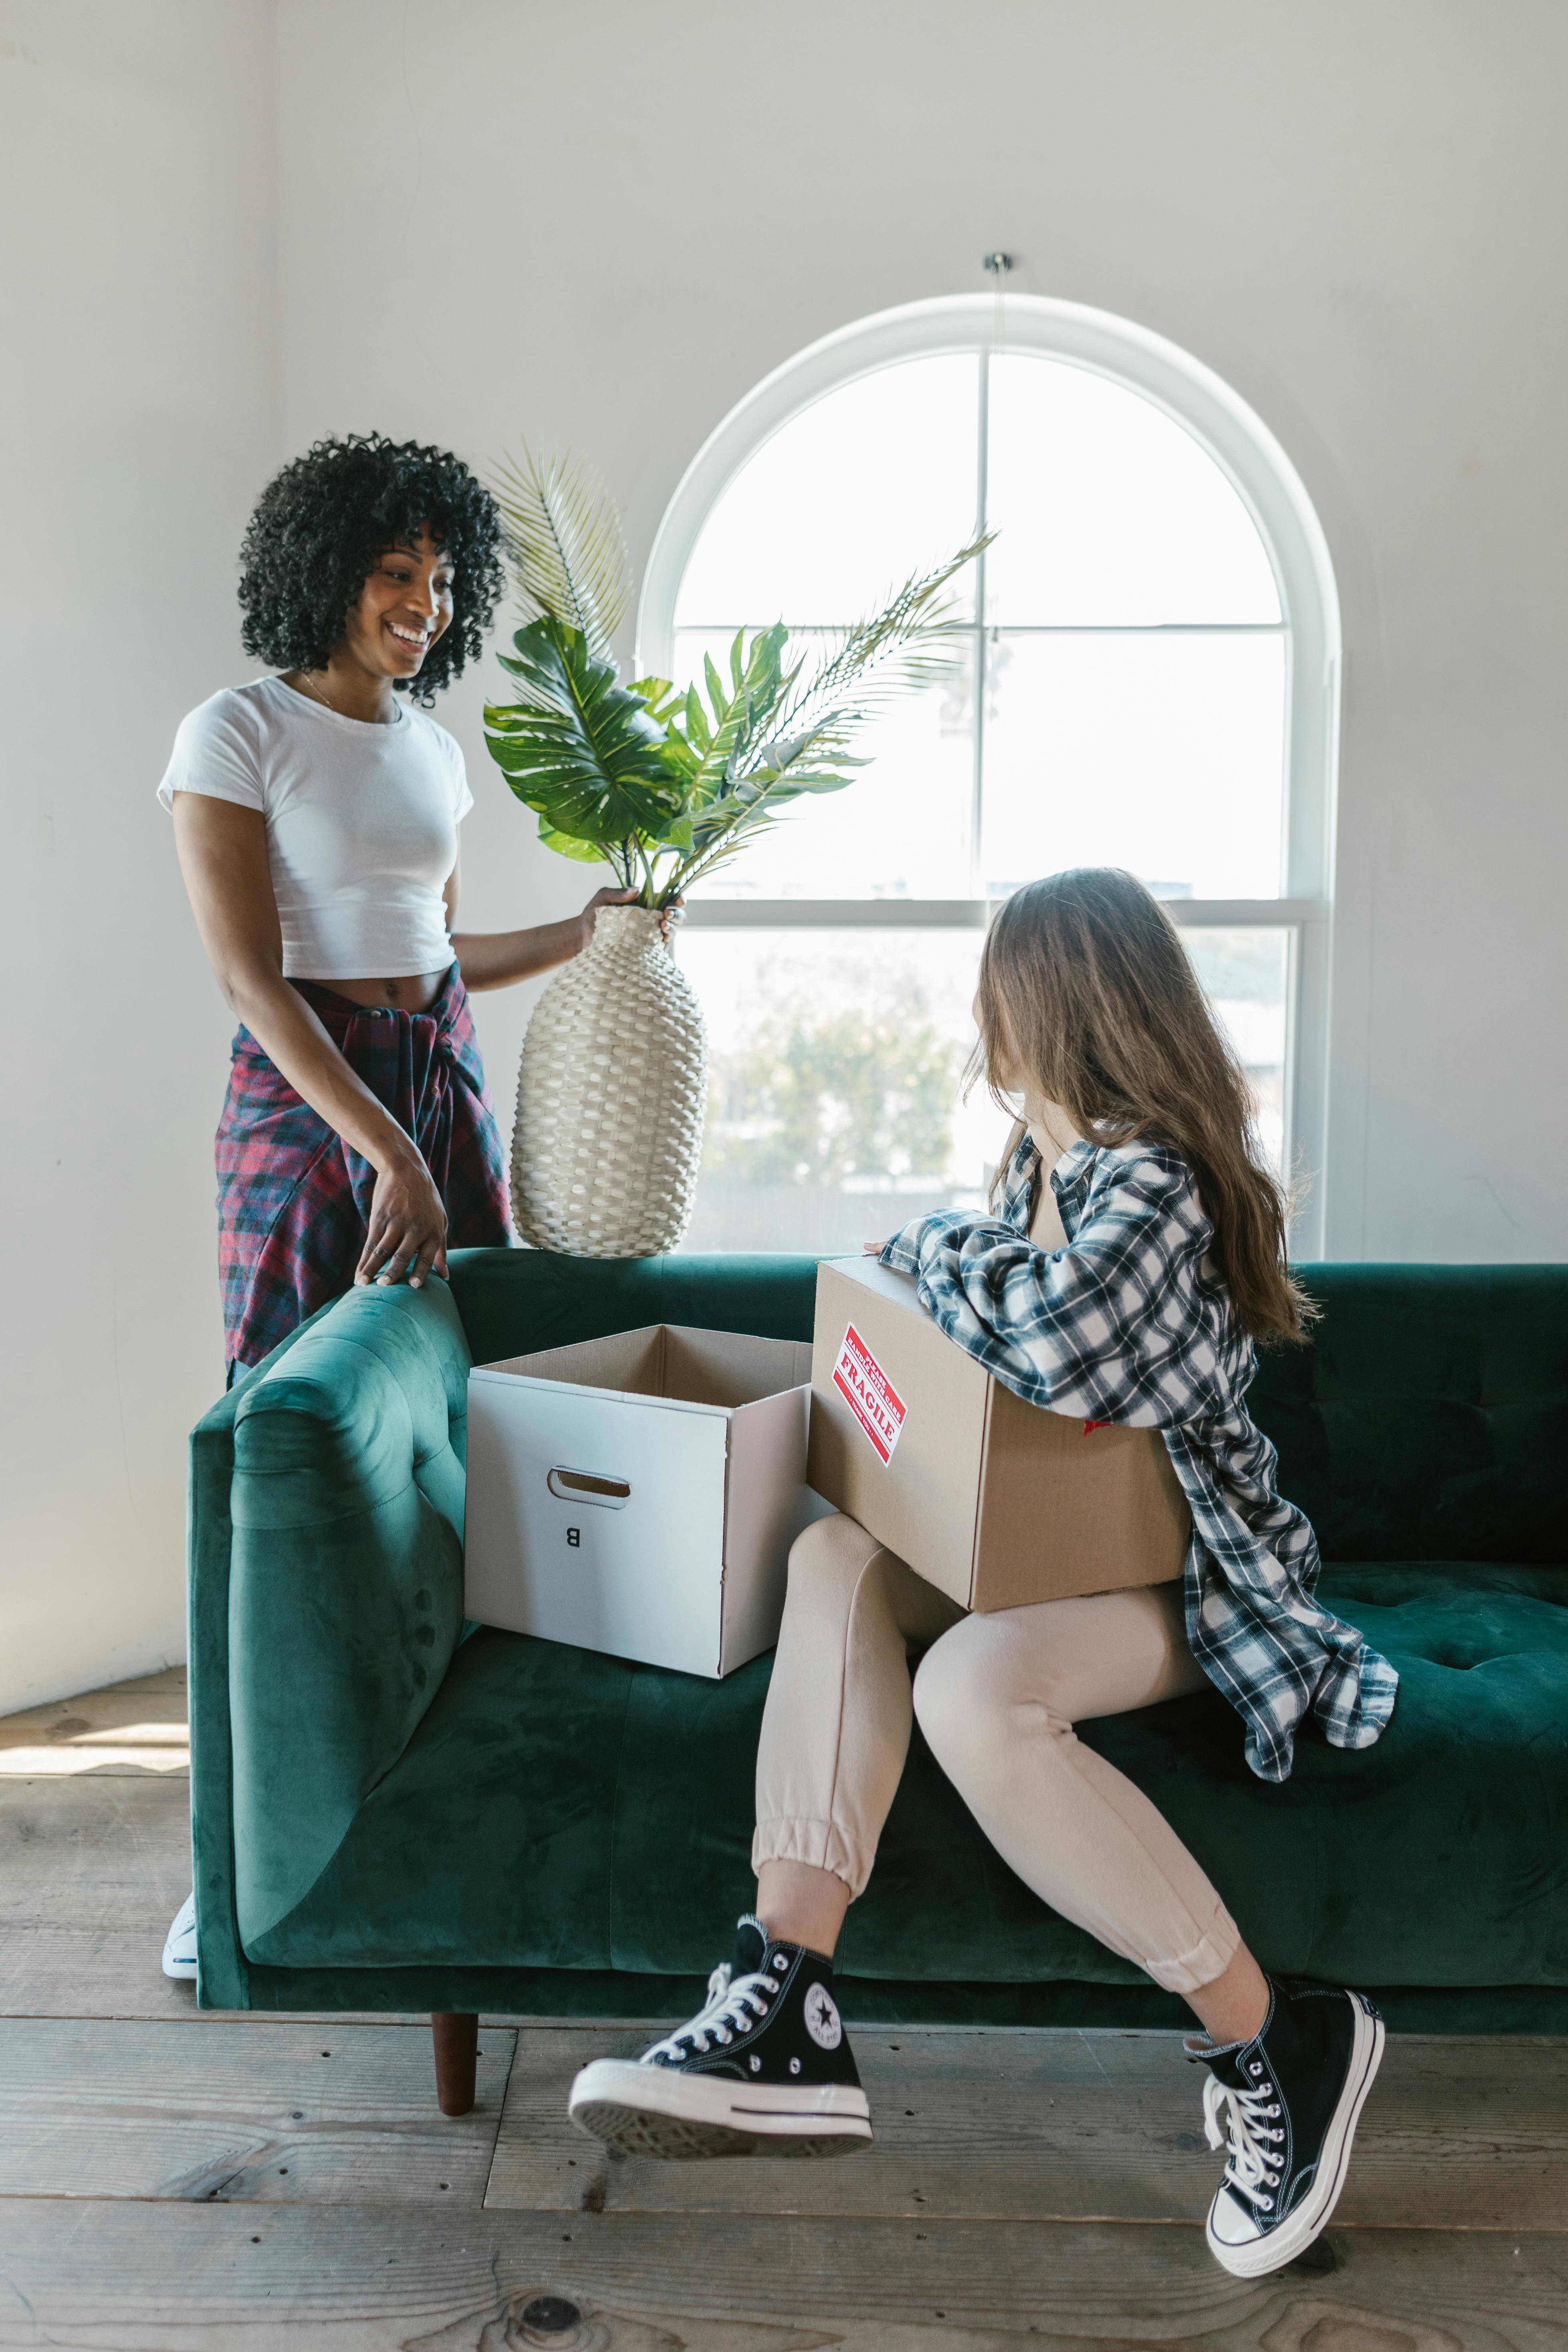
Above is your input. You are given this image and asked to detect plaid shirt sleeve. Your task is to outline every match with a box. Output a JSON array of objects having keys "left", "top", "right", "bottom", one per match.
[
  {"left": 881, "top": 1134, "right": 1399, "bottom": 1783},
  {"left": 880, "top": 1138, "right": 1228, "bottom": 1430}
]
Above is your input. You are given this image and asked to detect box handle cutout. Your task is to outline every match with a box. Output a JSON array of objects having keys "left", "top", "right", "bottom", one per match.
[{"left": 548, "top": 1466, "right": 632, "bottom": 1509}]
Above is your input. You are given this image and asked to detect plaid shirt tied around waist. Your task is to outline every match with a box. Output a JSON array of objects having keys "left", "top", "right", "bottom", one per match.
[
  {"left": 881, "top": 1134, "right": 1398, "bottom": 1783},
  {"left": 216, "top": 965, "right": 511, "bottom": 1377}
]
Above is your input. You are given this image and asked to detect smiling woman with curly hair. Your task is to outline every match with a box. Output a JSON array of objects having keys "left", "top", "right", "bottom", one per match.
[
  {"left": 155, "top": 434, "right": 656, "bottom": 1983},
  {"left": 158, "top": 433, "right": 640, "bottom": 1386},
  {"left": 236, "top": 433, "right": 506, "bottom": 705}
]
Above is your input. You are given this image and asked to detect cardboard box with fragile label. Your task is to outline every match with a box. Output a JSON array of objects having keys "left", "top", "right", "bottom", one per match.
[
  {"left": 807, "top": 1256, "right": 1192, "bottom": 1611},
  {"left": 464, "top": 1323, "right": 826, "bottom": 1678}
]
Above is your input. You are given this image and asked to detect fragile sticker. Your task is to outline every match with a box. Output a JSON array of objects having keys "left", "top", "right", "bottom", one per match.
[{"left": 832, "top": 1323, "right": 907, "bottom": 1465}]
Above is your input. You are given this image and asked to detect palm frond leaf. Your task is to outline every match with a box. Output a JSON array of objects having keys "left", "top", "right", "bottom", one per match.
[
  {"left": 491, "top": 443, "right": 633, "bottom": 657},
  {"left": 659, "top": 546, "right": 985, "bottom": 880},
  {"left": 774, "top": 534, "right": 992, "bottom": 741}
]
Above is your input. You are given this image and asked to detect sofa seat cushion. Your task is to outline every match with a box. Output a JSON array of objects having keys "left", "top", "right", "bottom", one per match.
[{"left": 244, "top": 1561, "right": 1568, "bottom": 1989}]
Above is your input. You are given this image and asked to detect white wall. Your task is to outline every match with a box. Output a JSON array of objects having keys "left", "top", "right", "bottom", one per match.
[
  {"left": 0, "top": 2, "right": 278, "bottom": 1712},
  {"left": 5, "top": 0, "right": 1565, "bottom": 1707}
]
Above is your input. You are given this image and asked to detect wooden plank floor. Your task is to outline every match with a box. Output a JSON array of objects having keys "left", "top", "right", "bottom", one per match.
[
  {"left": 2, "top": 1668, "right": 1566, "bottom": 2350},
  {"left": 488, "top": 2022, "right": 1568, "bottom": 2229}
]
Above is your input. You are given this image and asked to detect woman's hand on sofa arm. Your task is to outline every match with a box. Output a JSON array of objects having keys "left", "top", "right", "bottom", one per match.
[{"left": 355, "top": 1148, "right": 449, "bottom": 1290}]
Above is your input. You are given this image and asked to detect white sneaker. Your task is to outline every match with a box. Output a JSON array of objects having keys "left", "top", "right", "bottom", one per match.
[{"left": 161, "top": 1891, "right": 197, "bottom": 1980}]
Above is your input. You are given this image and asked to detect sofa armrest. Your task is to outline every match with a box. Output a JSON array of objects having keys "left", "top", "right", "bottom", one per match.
[
  {"left": 189, "top": 1280, "right": 471, "bottom": 1991},
  {"left": 188, "top": 1298, "right": 338, "bottom": 2009}
]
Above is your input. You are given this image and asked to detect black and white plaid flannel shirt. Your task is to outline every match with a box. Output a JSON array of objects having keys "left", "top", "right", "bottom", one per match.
[{"left": 881, "top": 1131, "right": 1399, "bottom": 1783}]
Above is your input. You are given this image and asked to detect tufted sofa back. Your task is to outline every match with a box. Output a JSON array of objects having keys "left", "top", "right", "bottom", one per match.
[
  {"left": 1250, "top": 1264, "right": 1568, "bottom": 1563},
  {"left": 444, "top": 1251, "right": 1568, "bottom": 1569},
  {"left": 443, "top": 1251, "right": 1568, "bottom": 1570}
]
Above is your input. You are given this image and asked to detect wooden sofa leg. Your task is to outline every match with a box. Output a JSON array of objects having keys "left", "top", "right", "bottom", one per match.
[{"left": 432, "top": 2012, "right": 478, "bottom": 2116}]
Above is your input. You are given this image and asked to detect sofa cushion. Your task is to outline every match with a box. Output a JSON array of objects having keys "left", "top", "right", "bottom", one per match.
[{"left": 245, "top": 1560, "right": 1568, "bottom": 1989}]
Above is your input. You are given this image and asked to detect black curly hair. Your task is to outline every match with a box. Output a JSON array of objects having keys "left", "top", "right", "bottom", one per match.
[{"left": 237, "top": 433, "right": 506, "bottom": 707}]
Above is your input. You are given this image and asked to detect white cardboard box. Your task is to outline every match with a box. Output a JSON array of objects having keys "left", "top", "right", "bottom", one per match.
[{"left": 463, "top": 1323, "right": 819, "bottom": 1679}]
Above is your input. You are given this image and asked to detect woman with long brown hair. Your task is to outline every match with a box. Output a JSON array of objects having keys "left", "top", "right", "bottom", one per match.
[{"left": 567, "top": 868, "right": 1399, "bottom": 2283}]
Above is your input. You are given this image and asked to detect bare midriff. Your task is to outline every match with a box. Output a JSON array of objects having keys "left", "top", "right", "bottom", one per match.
[{"left": 307, "top": 970, "right": 451, "bottom": 1013}]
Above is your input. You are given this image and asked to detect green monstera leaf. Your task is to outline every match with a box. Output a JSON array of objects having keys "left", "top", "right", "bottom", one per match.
[
  {"left": 535, "top": 819, "right": 608, "bottom": 863},
  {"left": 484, "top": 617, "right": 686, "bottom": 846}
]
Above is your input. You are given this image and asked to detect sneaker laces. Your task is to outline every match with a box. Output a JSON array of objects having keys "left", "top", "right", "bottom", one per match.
[
  {"left": 1202, "top": 2071, "right": 1287, "bottom": 2213},
  {"left": 642, "top": 1959, "right": 781, "bottom": 2064}
]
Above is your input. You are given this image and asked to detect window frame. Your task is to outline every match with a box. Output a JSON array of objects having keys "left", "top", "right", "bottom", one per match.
[{"left": 639, "top": 294, "right": 1339, "bottom": 1258}]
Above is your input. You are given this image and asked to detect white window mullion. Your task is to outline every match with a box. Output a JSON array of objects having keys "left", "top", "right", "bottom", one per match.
[{"left": 969, "top": 347, "right": 991, "bottom": 896}]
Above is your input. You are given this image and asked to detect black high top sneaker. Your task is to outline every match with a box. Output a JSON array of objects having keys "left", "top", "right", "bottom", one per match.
[
  {"left": 1187, "top": 1975, "right": 1385, "bottom": 2276},
  {"left": 567, "top": 1915, "right": 872, "bottom": 2160}
]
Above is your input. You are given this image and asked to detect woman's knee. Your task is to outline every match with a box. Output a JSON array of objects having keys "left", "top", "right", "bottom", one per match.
[
  {"left": 912, "top": 1615, "right": 1013, "bottom": 1777},
  {"left": 778, "top": 1512, "right": 888, "bottom": 1646},
  {"left": 786, "top": 1510, "right": 884, "bottom": 1596}
]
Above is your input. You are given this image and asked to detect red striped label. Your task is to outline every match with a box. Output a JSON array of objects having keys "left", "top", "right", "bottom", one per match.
[{"left": 832, "top": 1324, "right": 907, "bottom": 1465}]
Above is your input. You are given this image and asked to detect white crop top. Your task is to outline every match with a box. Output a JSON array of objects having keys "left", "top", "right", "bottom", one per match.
[{"left": 157, "top": 676, "right": 474, "bottom": 980}]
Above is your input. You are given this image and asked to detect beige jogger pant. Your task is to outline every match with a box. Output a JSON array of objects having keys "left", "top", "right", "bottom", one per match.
[{"left": 753, "top": 1512, "right": 1240, "bottom": 1995}]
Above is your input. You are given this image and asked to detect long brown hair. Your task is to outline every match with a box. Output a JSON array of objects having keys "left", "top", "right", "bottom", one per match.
[{"left": 973, "top": 868, "right": 1315, "bottom": 1348}]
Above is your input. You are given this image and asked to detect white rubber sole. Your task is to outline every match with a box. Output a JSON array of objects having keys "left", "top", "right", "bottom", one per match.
[
  {"left": 568, "top": 2057, "right": 873, "bottom": 2162},
  {"left": 1207, "top": 1995, "right": 1386, "bottom": 2278},
  {"left": 161, "top": 1892, "right": 197, "bottom": 1982}
]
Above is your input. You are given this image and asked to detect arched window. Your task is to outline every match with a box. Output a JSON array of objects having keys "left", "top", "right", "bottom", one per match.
[{"left": 641, "top": 295, "right": 1337, "bottom": 1258}]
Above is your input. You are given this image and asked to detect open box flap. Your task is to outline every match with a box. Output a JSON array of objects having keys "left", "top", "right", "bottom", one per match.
[
  {"left": 478, "top": 1324, "right": 811, "bottom": 1413},
  {"left": 479, "top": 1325, "right": 666, "bottom": 1397}
]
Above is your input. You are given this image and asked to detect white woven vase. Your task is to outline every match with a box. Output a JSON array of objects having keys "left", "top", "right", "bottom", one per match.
[{"left": 510, "top": 904, "right": 708, "bottom": 1258}]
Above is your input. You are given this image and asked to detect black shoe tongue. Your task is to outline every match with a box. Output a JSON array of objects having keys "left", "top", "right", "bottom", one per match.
[
  {"left": 1203, "top": 2045, "right": 1253, "bottom": 2090},
  {"left": 733, "top": 1914, "right": 769, "bottom": 1975}
]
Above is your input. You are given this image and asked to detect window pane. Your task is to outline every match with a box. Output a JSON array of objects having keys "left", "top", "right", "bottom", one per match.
[
  {"left": 985, "top": 356, "right": 1281, "bottom": 625},
  {"left": 674, "top": 355, "right": 980, "bottom": 628},
  {"left": 676, "top": 930, "right": 997, "bottom": 1254},
  {"left": 674, "top": 628, "right": 975, "bottom": 899},
  {"left": 982, "top": 631, "right": 1286, "bottom": 900},
  {"left": 675, "top": 922, "right": 1290, "bottom": 1249},
  {"left": 1179, "top": 927, "right": 1291, "bottom": 1175}
]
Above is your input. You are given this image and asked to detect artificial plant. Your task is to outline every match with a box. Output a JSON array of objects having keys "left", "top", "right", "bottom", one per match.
[{"left": 482, "top": 442, "right": 987, "bottom": 908}]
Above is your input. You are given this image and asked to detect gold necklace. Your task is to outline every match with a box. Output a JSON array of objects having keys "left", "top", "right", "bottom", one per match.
[
  {"left": 295, "top": 670, "right": 398, "bottom": 725},
  {"left": 296, "top": 669, "right": 343, "bottom": 717}
]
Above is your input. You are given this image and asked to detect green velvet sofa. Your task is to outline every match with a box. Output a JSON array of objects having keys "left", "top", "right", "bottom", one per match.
[{"left": 187, "top": 1250, "right": 1568, "bottom": 2109}]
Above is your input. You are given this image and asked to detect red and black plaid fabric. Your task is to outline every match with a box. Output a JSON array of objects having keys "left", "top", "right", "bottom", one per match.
[{"left": 216, "top": 965, "right": 511, "bottom": 1379}]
